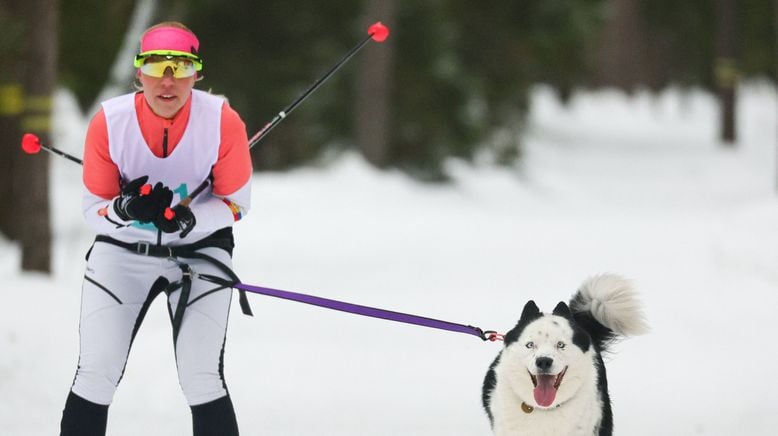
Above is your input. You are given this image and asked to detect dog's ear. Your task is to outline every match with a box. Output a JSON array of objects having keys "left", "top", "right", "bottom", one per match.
[
  {"left": 520, "top": 300, "right": 542, "bottom": 323},
  {"left": 552, "top": 301, "right": 574, "bottom": 320},
  {"left": 516, "top": 300, "right": 543, "bottom": 330},
  {"left": 504, "top": 300, "right": 543, "bottom": 345},
  {"left": 554, "top": 301, "right": 592, "bottom": 351}
]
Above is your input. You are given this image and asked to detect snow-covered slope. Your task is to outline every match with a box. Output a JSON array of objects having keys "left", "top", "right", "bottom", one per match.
[{"left": 1, "top": 83, "right": 776, "bottom": 435}]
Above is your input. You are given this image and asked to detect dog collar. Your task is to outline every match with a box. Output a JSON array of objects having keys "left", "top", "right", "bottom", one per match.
[{"left": 521, "top": 400, "right": 565, "bottom": 414}]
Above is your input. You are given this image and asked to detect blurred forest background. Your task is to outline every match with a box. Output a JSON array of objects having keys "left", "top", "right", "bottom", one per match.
[{"left": 1, "top": 0, "right": 776, "bottom": 272}]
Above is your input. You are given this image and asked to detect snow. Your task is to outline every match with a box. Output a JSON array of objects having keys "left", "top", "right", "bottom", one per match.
[{"left": 2, "top": 82, "right": 778, "bottom": 435}]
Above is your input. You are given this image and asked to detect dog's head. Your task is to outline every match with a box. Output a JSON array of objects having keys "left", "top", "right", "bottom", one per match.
[{"left": 497, "top": 300, "right": 595, "bottom": 409}]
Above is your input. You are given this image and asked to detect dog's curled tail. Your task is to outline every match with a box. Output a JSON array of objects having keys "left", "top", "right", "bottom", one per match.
[{"left": 570, "top": 273, "right": 649, "bottom": 337}]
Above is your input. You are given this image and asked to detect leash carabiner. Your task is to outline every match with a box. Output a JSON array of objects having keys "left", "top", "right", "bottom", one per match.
[{"left": 482, "top": 330, "right": 505, "bottom": 342}]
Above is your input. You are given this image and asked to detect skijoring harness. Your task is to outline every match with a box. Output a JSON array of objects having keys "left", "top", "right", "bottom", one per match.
[
  {"left": 92, "top": 228, "right": 252, "bottom": 342},
  {"left": 93, "top": 229, "right": 504, "bottom": 343}
]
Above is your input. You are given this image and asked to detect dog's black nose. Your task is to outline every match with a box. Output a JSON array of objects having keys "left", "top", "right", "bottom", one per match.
[{"left": 536, "top": 357, "right": 553, "bottom": 372}]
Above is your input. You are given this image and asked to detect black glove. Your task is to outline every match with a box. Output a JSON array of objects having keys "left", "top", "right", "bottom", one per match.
[
  {"left": 113, "top": 176, "right": 173, "bottom": 223},
  {"left": 155, "top": 204, "right": 197, "bottom": 237}
]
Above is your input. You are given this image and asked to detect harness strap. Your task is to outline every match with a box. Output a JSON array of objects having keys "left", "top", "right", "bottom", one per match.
[
  {"left": 92, "top": 232, "right": 253, "bottom": 324},
  {"left": 165, "top": 264, "right": 192, "bottom": 343},
  {"left": 93, "top": 231, "right": 234, "bottom": 258},
  {"left": 181, "top": 250, "right": 252, "bottom": 317}
]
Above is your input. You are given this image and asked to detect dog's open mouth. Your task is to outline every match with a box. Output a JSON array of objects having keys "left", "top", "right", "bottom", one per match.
[{"left": 528, "top": 366, "right": 567, "bottom": 407}]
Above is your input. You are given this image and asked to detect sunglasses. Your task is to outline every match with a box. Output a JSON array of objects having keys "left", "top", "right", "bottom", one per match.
[
  {"left": 135, "top": 53, "right": 203, "bottom": 78},
  {"left": 138, "top": 57, "right": 197, "bottom": 78}
]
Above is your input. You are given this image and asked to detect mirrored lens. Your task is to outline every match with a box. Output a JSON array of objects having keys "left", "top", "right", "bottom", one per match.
[{"left": 139, "top": 57, "right": 197, "bottom": 78}]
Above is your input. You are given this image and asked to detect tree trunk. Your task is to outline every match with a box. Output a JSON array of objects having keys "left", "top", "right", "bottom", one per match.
[
  {"left": 716, "top": 0, "right": 737, "bottom": 145},
  {"left": 18, "top": 0, "right": 58, "bottom": 272},
  {"left": 354, "top": 0, "right": 396, "bottom": 167},
  {"left": 0, "top": 0, "right": 25, "bottom": 240},
  {"left": 774, "top": 0, "right": 778, "bottom": 191},
  {"left": 0, "top": 83, "right": 23, "bottom": 240},
  {"left": 593, "top": 0, "right": 649, "bottom": 90}
]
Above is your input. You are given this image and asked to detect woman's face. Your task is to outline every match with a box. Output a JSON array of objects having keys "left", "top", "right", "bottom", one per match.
[{"left": 138, "top": 57, "right": 196, "bottom": 119}]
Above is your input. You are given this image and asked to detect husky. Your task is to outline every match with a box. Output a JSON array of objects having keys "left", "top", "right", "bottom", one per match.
[{"left": 482, "top": 274, "right": 648, "bottom": 436}]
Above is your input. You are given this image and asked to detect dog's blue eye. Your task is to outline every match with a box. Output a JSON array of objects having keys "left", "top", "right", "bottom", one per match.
[
  {"left": 557, "top": 341, "right": 566, "bottom": 349},
  {"left": 525, "top": 341, "right": 535, "bottom": 349}
]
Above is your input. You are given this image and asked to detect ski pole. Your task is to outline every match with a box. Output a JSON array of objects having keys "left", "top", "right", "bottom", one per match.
[
  {"left": 21, "top": 133, "right": 83, "bottom": 165},
  {"left": 247, "top": 21, "right": 390, "bottom": 148},
  {"left": 21, "top": 133, "right": 154, "bottom": 195},
  {"left": 174, "top": 21, "right": 390, "bottom": 210}
]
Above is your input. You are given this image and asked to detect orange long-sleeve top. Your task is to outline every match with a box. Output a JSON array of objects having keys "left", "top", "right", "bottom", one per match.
[{"left": 83, "top": 92, "right": 252, "bottom": 199}]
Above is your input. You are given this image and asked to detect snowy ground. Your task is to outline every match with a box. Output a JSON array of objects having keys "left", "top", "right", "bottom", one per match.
[{"left": 1, "top": 83, "right": 777, "bottom": 435}]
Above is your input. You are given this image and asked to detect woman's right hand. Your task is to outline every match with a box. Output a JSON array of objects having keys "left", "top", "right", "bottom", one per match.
[{"left": 113, "top": 176, "right": 173, "bottom": 223}]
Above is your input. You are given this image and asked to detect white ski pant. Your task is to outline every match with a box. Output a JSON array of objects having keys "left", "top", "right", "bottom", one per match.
[{"left": 71, "top": 241, "right": 234, "bottom": 406}]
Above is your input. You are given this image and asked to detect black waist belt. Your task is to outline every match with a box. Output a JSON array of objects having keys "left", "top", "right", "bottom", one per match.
[
  {"left": 92, "top": 230, "right": 253, "bottom": 341},
  {"left": 94, "top": 227, "right": 236, "bottom": 257}
]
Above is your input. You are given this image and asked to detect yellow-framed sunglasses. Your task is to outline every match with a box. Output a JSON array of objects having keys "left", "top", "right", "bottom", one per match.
[{"left": 134, "top": 51, "right": 203, "bottom": 78}]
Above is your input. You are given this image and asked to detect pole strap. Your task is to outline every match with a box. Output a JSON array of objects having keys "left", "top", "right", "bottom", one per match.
[{"left": 198, "top": 275, "right": 502, "bottom": 342}]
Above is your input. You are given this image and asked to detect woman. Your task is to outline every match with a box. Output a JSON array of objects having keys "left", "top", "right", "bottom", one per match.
[{"left": 60, "top": 22, "right": 252, "bottom": 436}]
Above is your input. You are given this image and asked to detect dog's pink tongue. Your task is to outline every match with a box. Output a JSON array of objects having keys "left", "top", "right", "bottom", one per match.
[{"left": 533, "top": 375, "right": 557, "bottom": 407}]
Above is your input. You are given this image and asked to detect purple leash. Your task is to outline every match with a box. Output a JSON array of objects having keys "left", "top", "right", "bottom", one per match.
[{"left": 200, "top": 275, "right": 503, "bottom": 342}]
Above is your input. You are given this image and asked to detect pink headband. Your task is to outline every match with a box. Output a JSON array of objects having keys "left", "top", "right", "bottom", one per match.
[{"left": 139, "top": 26, "right": 199, "bottom": 56}]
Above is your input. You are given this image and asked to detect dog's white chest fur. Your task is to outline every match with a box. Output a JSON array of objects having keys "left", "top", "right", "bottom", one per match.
[{"left": 489, "top": 373, "right": 603, "bottom": 436}]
